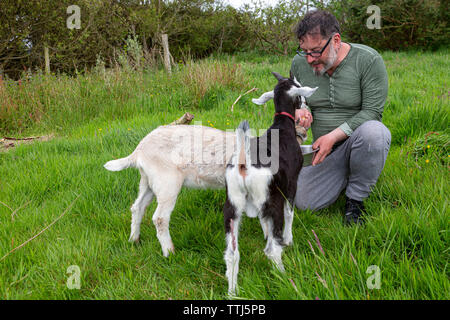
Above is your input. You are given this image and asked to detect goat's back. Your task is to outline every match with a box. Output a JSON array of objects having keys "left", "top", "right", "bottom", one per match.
[{"left": 133, "top": 125, "right": 236, "bottom": 188}]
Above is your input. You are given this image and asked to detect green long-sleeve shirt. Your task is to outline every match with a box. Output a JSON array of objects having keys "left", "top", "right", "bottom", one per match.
[{"left": 290, "top": 43, "right": 388, "bottom": 142}]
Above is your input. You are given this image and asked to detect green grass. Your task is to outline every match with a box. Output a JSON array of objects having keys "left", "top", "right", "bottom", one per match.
[{"left": 0, "top": 50, "right": 449, "bottom": 299}]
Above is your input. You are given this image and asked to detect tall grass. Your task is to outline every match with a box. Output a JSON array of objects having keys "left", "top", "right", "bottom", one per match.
[{"left": 0, "top": 50, "right": 448, "bottom": 299}]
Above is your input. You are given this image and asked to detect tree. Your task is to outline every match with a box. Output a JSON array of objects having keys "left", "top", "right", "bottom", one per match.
[{"left": 239, "top": 0, "right": 307, "bottom": 55}]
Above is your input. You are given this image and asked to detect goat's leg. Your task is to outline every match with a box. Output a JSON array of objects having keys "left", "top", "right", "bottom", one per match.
[
  {"left": 263, "top": 198, "right": 285, "bottom": 272},
  {"left": 152, "top": 199, "right": 178, "bottom": 257},
  {"left": 129, "top": 173, "right": 154, "bottom": 243},
  {"left": 282, "top": 200, "right": 294, "bottom": 246},
  {"left": 224, "top": 198, "right": 242, "bottom": 297},
  {"left": 264, "top": 234, "right": 285, "bottom": 272},
  {"left": 259, "top": 216, "right": 269, "bottom": 240},
  {"left": 151, "top": 176, "right": 183, "bottom": 257}
]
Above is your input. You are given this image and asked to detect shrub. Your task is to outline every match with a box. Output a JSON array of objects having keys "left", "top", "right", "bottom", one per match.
[{"left": 323, "top": 0, "right": 448, "bottom": 50}]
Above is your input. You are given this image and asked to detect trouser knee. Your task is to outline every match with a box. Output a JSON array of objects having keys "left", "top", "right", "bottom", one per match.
[{"left": 353, "top": 121, "right": 391, "bottom": 152}]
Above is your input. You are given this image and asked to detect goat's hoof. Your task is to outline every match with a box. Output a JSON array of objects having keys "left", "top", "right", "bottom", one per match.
[
  {"left": 162, "top": 247, "right": 175, "bottom": 257},
  {"left": 276, "top": 264, "right": 286, "bottom": 273},
  {"left": 129, "top": 235, "right": 140, "bottom": 243},
  {"left": 227, "top": 290, "right": 237, "bottom": 299},
  {"left": 269, "top": 259, "right": 285, "bottom": 273}
]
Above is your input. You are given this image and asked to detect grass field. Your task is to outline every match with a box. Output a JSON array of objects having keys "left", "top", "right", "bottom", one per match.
[{"left": 0, "top": 50, "right": 449, "bottom": 299}]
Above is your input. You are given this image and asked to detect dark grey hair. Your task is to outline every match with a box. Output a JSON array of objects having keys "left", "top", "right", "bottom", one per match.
[{"left": 295, "top": 10, "right": 340, "bottom": 41}]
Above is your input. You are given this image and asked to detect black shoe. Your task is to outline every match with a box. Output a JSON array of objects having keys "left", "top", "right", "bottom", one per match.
[{"left": 344, "top": 197, "right": 366, "bottom": 226}]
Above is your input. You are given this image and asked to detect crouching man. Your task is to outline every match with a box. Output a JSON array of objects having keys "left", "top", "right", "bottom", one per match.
[{"left": 291, "top": 10, "right": 391, "bottom": 225}]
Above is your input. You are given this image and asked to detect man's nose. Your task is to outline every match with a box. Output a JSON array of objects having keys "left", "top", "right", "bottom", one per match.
[{"left": 307, "top": 55, "right": 318, "bottom": 64}]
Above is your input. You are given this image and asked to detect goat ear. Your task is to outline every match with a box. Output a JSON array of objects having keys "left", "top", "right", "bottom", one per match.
[
  {"left": 252, "top": 91, "right": 274, "bottom": 105},
  {"left": 293, "top": 76, "right": 302, "bottom": 87},
  {"left": 294, "top": 86, "right": 318, "bottom": 98},
  {"left": 272, "top": 72, "right": 285, "bottom": 82}
]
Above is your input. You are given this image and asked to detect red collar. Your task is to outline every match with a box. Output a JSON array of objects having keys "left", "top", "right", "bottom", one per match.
[{"left": 274, "top": 111, "right": 295, "bottom": 122}]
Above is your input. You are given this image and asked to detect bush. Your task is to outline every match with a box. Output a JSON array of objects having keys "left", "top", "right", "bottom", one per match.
[{"left": 323, "top": 0, "right": 449, "bottom": 50}]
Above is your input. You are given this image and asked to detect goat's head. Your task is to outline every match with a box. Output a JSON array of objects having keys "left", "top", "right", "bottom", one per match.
[{"left": 252, "top": 72, "right": 318, "bottom": 116}]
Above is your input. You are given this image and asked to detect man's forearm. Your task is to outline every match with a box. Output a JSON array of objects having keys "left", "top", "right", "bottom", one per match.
[
  {"left": 329, "top": 127, "right": 349, "bottom": 145},
  {"left": 311, "top": 127, "right": 349, "bottom": 166}
]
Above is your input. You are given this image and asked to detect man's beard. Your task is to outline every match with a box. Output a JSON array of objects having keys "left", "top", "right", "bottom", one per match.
[{"left": 312, "top": 43, "right": 338, "bottom": 76}]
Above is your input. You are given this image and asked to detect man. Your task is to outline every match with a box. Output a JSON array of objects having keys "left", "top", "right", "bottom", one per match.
[{"left": 290, "top": 10, "right": 391, "bottom": 225}]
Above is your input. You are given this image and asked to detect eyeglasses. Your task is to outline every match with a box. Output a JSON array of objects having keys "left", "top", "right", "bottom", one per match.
[{"left": 296, "top": 35, "right": 333, "bottom": 58}]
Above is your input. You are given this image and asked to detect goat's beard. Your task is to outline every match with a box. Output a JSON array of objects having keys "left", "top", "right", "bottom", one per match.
[{"left": 312, "top": 43, "right": 338, "bottom": 76}]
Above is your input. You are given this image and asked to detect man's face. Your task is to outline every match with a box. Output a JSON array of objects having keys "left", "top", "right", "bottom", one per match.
[{"left": 299, "top": 34, "right": 339, "bottom": 76}]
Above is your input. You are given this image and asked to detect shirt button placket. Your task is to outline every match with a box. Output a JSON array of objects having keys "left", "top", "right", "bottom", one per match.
[{"left": 330, "top": 78, "right": 335, "bottom": 108}]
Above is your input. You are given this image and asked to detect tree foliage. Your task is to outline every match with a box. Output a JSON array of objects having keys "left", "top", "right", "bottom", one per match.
[
  {"left": 321, "top": 0, "right": 448, "bottom": 51},
  {"left": 0, "top": 0, "right": 447, "bottom": 79},
  {"left": 239, "top": 0, "right": 306, "bottom": 55}
]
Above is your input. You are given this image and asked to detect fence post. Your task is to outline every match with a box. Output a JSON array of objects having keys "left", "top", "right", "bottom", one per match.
[
  {"left": 44, "top": 47, "right": 50, "bottom": 75},
  {"left": 161, "top": 34, "right": 171, "bottom": 74}
]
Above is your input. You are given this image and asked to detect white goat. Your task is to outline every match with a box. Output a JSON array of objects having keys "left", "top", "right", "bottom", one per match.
[{"left": 104, "top": 125, "right": 235, "bottom": 256}]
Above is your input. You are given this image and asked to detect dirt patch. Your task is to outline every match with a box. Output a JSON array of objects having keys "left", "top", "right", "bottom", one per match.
[{"left": 1, "top": 134, "right": 54, "bottom": 152}]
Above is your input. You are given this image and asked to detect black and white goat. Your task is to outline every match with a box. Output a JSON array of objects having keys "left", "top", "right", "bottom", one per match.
[{"left": 223, "top": 72, "right": 317, "bottom": 295}]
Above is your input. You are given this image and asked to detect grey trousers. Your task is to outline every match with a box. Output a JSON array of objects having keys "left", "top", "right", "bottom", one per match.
[{"left": 295, "top": 121, "right": 391, "bottom": 211}]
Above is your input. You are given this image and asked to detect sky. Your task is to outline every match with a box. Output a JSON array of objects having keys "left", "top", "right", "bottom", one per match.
[{"left": 225, "top": 0, "right": 281, "bottom": 9}]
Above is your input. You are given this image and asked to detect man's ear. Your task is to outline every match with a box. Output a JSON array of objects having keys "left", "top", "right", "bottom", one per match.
[
  {"left": 252, "top": 91, "right": 274, "bottom": 105},
  {"left": 333, "top": 32, "right": 342, "bottom": 46}
]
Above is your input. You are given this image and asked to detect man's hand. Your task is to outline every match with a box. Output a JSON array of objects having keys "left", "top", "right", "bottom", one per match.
[
  {"left": 295, "top": 109, "right": 313, "bottom": 129},
  {"left": 312, "top": 128, "right": 348, "bottom": 166}
]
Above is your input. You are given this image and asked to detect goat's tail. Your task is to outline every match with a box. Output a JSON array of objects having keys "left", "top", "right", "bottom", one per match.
[
  {"left": 235, "top": 120, "right": 251, "bottom": 178},
  {"left": 104, "top": 155, "right": 135, "bottom": 171}
]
